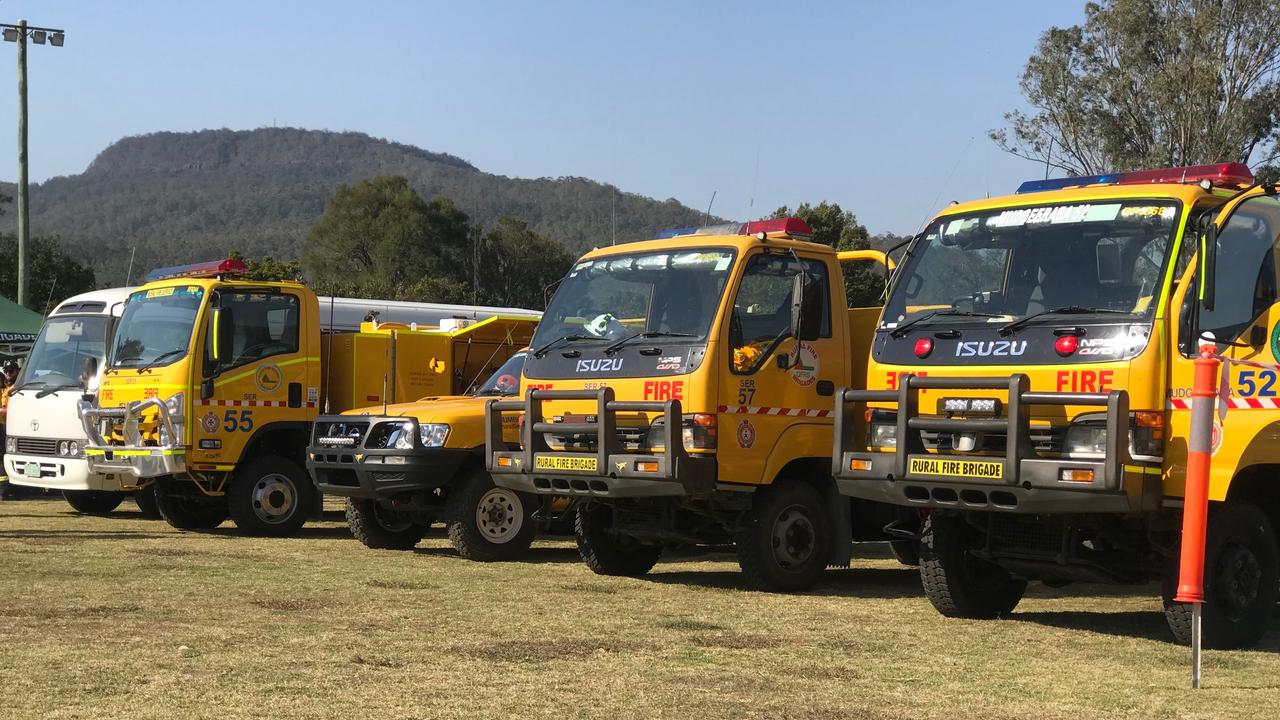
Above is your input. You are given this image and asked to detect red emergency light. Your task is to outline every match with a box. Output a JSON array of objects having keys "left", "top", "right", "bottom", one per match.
[
  {"left": 145, "top": 258, "right": 248, "bottom": 282},
  {"left": 1016, "top": 162, "right": 1255, "bottom": 194},
  {"left": 741, "top": 217, "right": 814, "bottom": 238}
]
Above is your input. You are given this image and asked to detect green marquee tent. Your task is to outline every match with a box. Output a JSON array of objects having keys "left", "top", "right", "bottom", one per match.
[{"left": 0, "top": 295, "right": 45, "bottom": 357}]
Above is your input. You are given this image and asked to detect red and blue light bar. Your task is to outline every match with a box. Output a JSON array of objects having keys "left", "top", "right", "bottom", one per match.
[
  {"left": 1015, "top": 162, "right": 1254, "bottom": 194},
  {"left": 145, "top": 258, "right": 248, "bottom": 282},
  {"left": 653, "top": 217, "right": 814, "bottom": 240}
]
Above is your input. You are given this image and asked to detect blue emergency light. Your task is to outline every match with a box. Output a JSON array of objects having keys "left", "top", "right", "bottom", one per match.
[
  {"left": 1016, "top": 162, "right": 1254, "bottom": 194},
  {"left": 145, "top": 258, "right": 248, "bottom": 282}
]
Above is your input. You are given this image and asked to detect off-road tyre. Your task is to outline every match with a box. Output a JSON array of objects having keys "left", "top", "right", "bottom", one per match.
[
  {"left": 345, "top": 497, "right": 429, "bottom": 550},
  {"left": 446, "top": 468, "right": 536, "bottom": 561},
  {"left": 227, "top": 456, "right": 314, "bottom": 537},
  {"left": 575, "top": 503, "right": 662, "bottom": 576},
  {"left": 920, "top": 513, "right": 1026, "bottom": 618},
  {"left": 890, "top": 539, "right": 921, "bottom": 566},
  {"left": 1163, "top": 501, "right": 1279, "bottom": 649},
  {"left": 154, "top": 480, "right": 228, "bottom": 530},
  {"left": 736, "top": 481, "right": 832, "bottom": 592},
  {"left": 134, "top": 485, "right": 162, "bottom": 519},
  {"left": 62, "top": 490, "right": 126, "bottom": 515}
]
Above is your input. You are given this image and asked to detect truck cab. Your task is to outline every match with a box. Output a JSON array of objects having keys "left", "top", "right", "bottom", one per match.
[
  {"left": 833, "top": 162, "right": 1280, "bottom": 647},
  {"left": 486, "top": 218, "right": 903, "bottom": 590}
]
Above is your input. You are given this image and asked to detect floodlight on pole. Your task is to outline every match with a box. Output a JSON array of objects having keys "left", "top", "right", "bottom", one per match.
[{"left": 0, "top": 20, "right": 65, "bottom": 308}]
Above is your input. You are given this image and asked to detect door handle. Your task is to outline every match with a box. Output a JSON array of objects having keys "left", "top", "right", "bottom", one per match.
[{"left": 816, "top": 380, "right": 835, "bottom": 397}]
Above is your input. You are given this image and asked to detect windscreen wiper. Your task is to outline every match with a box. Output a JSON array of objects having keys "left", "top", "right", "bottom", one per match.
[
  {"left": 8, "top": 379, "right": 47, "bottom": 393},
  {"left": 35, "top": 384, "right": 82, "bottom": 399},
  {"left": 888, "top": 310, "right": 1003, "bottom": 338},
  {"left": 998, "top": 305, "right": 1132, "bottom": 336},
  {"left": 532, "top": 334, "right": 591, "bottom": 359},
  {"left": 136, "top": 349, "right": 184, "bottom": 374},
  {"left": 603, "top": 331, "right": 696, "bottom": 355}
]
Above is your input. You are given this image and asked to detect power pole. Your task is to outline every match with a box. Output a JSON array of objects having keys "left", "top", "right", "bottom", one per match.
[{"left": 2, "top": 21, "right": 65, "bottom": 307}]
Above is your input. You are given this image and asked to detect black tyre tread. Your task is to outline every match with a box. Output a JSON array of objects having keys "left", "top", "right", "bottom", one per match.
[
  {"left": 1162, "top": 501, "right": 1278, "bottom": 649},
  {"left": 445, "top": 468, "right": 535, "bottom": 562},
  {"left": 735, "top": 481, "right": 831, "bottom": 593},
  {"left": 344, "top": 498, "right": 427, "bottom": 550},
  {"left": 575, "top": 505, "right": 662, "bottom": 577},
  {"left": 155, "top": 483, "right": 228, "bottom": 530},
  {"left": 134, "top": 485, "right": 162, "bottom": 520},
  {"left": 62, "top": 490, "right": 126, "bottom": 515},
  {"left": 227, "top": 456, "right": 314, "bottom": 537},
  {"left": 919, "top": 514, "right": 1026, "bottom": 619}
]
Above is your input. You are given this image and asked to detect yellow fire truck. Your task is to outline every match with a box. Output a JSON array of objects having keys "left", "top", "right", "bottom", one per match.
[
  {"left": 485, "top": 218, "right": 908, "bottom": 591},
  {"left": 833, "top": 162, "right": 1280, "bottom": 648},
  {"left": 80, "top": 259, "right": 537, "bottom": 536},
  {"left": 307, "top": 349, "right": 571, "bottom": 560}
]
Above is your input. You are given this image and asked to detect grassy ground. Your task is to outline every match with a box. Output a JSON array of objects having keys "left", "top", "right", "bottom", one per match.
[{"left": 1, "top": 497, "right": 1278, "bottom": 720}]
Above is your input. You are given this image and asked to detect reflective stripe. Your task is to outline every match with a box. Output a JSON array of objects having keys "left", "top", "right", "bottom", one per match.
[
  {"left": 213, "top": 355, "right": 321, "bottom": 388},
  {"left": 84, "top": 448, "right": 184, "bottom": 457}
]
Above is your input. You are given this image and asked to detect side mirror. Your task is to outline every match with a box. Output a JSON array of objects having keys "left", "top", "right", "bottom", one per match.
[
  {"left": 790, "top": 272, "right": 823, "bottom": 342},
  {"left": 1200, "top": 222, "right": 1217, "bottom": 311}
]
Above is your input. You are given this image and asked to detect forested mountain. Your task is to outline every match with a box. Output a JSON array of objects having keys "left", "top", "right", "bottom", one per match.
[{"left": 0, "top": 128, "right": 713, "bottom": 287}]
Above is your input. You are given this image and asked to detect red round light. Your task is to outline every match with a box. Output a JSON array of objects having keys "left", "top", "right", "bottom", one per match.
[
  {"left": 1055, "top": 335, "right": 1078, "bottom": 356},
  {"left": 914, "top": 338, "right": 933, "bottom": 358}
]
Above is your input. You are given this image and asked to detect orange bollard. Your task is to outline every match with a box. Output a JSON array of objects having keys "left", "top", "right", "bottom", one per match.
[{"left": 1175, "top": 345, "right": 1219, "bottom": 689}]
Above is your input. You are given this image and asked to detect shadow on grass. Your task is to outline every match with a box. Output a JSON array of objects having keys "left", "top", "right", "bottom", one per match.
[
  {"left": 411, "top": 545, "right": 583, "bottom": 564},
  {"left": 642, "top": 565, "right": 923, "bottom": 598},
  {"left": 200, "top": 525, "right": 356, "bottom": 540},
  {"left": 0, "top": 529, "right": 170, "bottom": 540},
  {"left": 1011, "top": 610, "right": 1173, "bottom": 642}
]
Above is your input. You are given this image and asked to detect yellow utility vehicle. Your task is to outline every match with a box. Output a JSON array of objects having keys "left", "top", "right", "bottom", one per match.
[
  {"left": 833, "top": 163, "right": 1280, "bottom": 647},
  {"left": 308, "top": 348, "right": 567, "bottom": 560},
  {"left": 486, "top": 218, "right": 906, "bottom": 591},
  {"left": 80, "top": 258, "right": 539, "bottom": 536}
]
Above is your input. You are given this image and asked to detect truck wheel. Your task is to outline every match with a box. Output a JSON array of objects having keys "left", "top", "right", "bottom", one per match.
[
  {"left": 575, "top": 504, "right": 662, "bottom": 576},
  {"left": 446, "top": 468, "right": 536, "bottom": 561},
  {"left": 62, "top": 490, "right": 126, "bottom": 515},
  {"left": 1163, "top": 502, "right": 1279, "bottom": 649},
  {"left": 735, "top": 481, "right": 831, "bottom": 592},
  {"left": 134, "top": 485, "right": 162, "bottom": 519},
  {"left": 890, "top": 539, "right": 921, "bottom": 567},
  {"left": 345, "top": 497, "right": 428, "bottom": 550},
  {"left": 920, "top": 513, "right": 1026, "bottom": 618},
  {"left": 154, "top": 481, "right": 228, "bottom": 530},
  {"left": 227, "top": 456, "right": 314, "bottom": 537}
]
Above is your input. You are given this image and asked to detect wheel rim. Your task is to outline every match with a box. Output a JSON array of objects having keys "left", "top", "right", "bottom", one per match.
[
  {"left": 770, "top": 504, "right": 816, "bottom": 570},
  {"left": 1212, "top": 540, "right": 1263, "bottom": 620},
  {"left": 251, "top": 473, "right": 297, "bottom": 524},
  {"left": 374, "top": 503, "right": 413, "bottom": 533},
  {"left": 475, "top": 488, "right": 523, "bottom": 544}
]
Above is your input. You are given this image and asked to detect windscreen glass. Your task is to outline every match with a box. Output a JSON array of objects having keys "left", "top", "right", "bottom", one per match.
[
  {"left": 21, "top": 315, "right": 110, "bottom": 390},
  {"left": 110, "top": 286, "right": 205, "bottom": 369}
]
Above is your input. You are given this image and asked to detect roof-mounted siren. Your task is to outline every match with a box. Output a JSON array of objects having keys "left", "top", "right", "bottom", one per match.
[
  {"left": 1015, "top": 162, "right": 1255, "bottom": 194},
  {"left": 144, "top": 258, "right": 249, "bottom": 282},
  {"left": 740, "top": 217, "right": 815, "bottom": 241}
]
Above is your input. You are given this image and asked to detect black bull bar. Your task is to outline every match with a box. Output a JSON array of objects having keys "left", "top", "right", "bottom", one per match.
[
  {"left": 832, "top": 374, "right": 1161, "bottom": 514},
  {"left": 485, "top": 387, "right": 716, "bottom": 497}
]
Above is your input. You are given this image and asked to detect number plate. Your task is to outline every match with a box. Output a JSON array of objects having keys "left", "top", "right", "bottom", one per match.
[
  {"left": 534, "top": 454, "right": 598, "bottom": 472},
  {"left": 23, "top": 462, "right": 41, "bottom": 478},
  {"left": 908, "top": 455, "right": 1003, "bottom": 480}
]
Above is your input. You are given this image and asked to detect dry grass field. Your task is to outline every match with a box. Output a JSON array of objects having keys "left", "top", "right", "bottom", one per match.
[{"left": 2, "top": 496, "right": 1278, "bottom": 720}]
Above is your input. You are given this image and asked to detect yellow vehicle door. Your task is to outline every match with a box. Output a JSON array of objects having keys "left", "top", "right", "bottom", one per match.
[
  {"left": 189, "top": 288, "right": 317, "bottom": 470},
  {"left": 1169, "top": 190, "right": 1280, "bottom": 500},
  {"left": 719, "top": 250, "right": 845, "bottom": 486}
]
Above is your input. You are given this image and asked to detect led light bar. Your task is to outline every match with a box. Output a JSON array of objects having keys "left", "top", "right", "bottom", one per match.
[
  {"left": 651, "top": 217, "right": 815, "bottom": 240},
  {"left": 145, "top": 258, "right": 248, "bottom": 282},
  {"left": 1016, "top": 162, "right": 1254, "bottom": 194}
]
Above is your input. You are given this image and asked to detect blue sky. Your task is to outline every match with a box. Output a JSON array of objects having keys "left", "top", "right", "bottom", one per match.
[{"left": 0, "top": 1, "right": 1085, "bottom": 235}]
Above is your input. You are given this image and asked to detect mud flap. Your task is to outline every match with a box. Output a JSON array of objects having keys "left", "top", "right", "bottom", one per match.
[{"left": 825, "top": 482, "right": 853, "bottom": 568}]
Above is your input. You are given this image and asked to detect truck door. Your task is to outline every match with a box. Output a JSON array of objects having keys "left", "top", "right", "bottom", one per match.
[
  {"left": 191, "top": 289, "right": 311, "bottom": 469},
  {"left": 719, "top": 251, "right": 845, "bottom": 485},
  {"left": 1170, "top": 192, "right": 1280, "bottom": 498}
]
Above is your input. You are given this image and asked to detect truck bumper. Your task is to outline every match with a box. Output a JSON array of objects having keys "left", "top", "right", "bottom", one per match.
[
  {"left": 484, "top": 388, "right": 717, "bottom": 499},
  {"left": 831, "top": 374, "right": 1162, "bottom": 515},
  {"left": 306, "top": 415, "right": 474, "bottom": 500},
  {"left": 6, "top": 454, "right": 125, "bottom": 491},
  {"left": 79, "top": 397, "right": 186, "bottom": 479}
]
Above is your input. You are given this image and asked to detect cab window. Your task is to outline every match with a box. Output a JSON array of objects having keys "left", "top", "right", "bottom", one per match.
[
  {"left": 1189, "top": 196, "right": 1280, "bottom": 353},
  {"left": 729, "top": 253, "right": 830, "bottom": 374},
  {"left": 204, "top": 292, "right": 301, "bottom": 376}
]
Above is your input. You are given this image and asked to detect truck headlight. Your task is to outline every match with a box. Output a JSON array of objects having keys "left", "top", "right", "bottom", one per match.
[
  {"left": 58, "top": 441, "right": 70, "bottom": 456},
  {"left": 165, "top": 392, "right": 185, "bottom": 420},
  {"left": 68, "top": 441, "right": 80, "bottom": 457},
  {"left": 418, "top": 423, "right": 449, "bottom": 448},
  {"left": 1064, "top": 421, "right": 1107, "bottom": 456},
  {"left": 866, "top": 409, "right": 897, "bottom": 448},
  {"left": 646, "top": 414, "right": 716, "bottom": 451},
  {"left": 394, "top": 422, "right": 416, "bottom": 450},
  {"left": 1065, "top": 412, "right": 1165, "bottom": 460},
  {"left": 5, "top": 437, "right": 15, "bottom": 453}
]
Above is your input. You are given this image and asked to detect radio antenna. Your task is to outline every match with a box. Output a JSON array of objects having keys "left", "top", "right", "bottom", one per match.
[{"left": 703, "top": 191, "right": 717, "bottom": 226}]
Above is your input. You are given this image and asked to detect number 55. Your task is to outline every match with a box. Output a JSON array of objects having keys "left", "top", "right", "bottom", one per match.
[{"left": 223, "top": 409, "right": 254, "bottom": 432}]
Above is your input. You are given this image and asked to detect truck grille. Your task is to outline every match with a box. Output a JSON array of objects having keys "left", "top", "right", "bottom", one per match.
[
  {"left": 313, "top": 421, "right": 370, "bottom": 449},
  {"left": 14, "top": 437, "right": 58, "bottom": 456}
]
